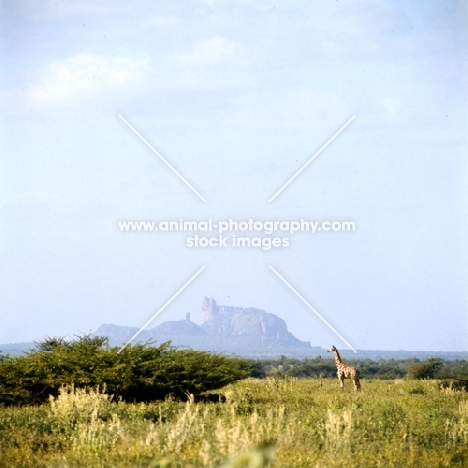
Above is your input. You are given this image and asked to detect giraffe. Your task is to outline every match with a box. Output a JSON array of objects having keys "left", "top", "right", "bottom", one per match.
[{"left": 327, "top": 345, "right": 361, "bottom": 391}]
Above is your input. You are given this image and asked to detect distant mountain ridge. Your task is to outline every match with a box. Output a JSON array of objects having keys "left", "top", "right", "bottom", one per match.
[
  {"left": 95, "top": 297, "right": 314, "bottom": 354},
  {"left": 2, "top": 297, "right": 468, "bottom": 359}
]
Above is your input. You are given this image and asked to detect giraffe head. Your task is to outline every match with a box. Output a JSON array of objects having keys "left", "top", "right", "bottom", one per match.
[{"left": 327, "top": 345, "right": 337, "bottom": 353}]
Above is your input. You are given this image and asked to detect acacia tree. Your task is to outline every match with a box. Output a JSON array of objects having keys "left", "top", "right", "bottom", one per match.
[{"left": 0, "top": 335, "right": 253, "bottom": 406}]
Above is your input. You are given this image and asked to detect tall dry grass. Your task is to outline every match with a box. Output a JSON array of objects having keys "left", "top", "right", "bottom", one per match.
[{"left": 1, "top": 378, "right": 467, "bottom": 467}]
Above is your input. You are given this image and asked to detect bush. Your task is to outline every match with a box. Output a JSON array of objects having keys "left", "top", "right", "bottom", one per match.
[
  {"left": 408, "top": 358, "right": 444, "bottom": 380},
  {"left": 0, "top": 335, "right": 253, "bottom": 406}
]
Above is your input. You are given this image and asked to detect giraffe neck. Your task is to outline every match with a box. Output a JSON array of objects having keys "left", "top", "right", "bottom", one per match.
[{"left": 334, "top": 350, "right": 343, "bottom": 366}]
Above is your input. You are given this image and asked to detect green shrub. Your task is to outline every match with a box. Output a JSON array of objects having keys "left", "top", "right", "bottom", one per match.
[
  {"left": 0, "top": 335, "right": 253, "bottom": 406},
  {"left": 408, "top": 358, "right": 444, "bottom": 380}
]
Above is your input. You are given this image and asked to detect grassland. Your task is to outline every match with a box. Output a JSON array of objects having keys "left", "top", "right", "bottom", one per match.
[{"left": 0, "top": 378, "right": 467, "bottom": 467}]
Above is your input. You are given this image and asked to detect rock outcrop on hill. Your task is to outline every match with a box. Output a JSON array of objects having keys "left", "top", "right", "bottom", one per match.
[
  {"left": 95, "top": 297, "right": 312, "bottom": 355},
  {"left": 201, "top": 297, "right": 308, "bottom": 348}
]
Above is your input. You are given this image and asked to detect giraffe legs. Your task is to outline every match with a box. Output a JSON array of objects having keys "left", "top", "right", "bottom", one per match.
[
  {"left": 337, "top": 372, "right": 362, "bottom": 392},
  {"left": 339, "top": 376, "right": 345, "bottom": 390},
  {"left": 353, "top": 378, "right": 361, "bottom": 392}
]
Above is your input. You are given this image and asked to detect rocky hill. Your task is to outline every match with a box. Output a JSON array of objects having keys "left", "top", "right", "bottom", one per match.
[
  {"left": 94, "top": 297, "right": 314, "bottom": 355},
  {"left": 201, "top": 297, "right": 308, "bottom": 348}
]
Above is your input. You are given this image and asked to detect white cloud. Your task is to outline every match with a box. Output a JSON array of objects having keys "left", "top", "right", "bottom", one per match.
[
  {"left": 29, "top": 54, "right": 149, "bottom": 106},
  {"left": 154, "top": 37, "right": 254, "bottom": 92},
  {"left": 170, "top": 37, "right": 241, "bottom": 67}
]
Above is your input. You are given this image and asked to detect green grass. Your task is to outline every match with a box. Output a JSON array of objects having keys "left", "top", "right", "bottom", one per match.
[{"left": 0, "top": 378, "right": 467, "bottom": 467}]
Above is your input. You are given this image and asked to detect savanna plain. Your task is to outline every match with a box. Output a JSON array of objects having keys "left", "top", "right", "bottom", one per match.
[{"left": 1, "top": 377, "right": 467, "bottom": 468}]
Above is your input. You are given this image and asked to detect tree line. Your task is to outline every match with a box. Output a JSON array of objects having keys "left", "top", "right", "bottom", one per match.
[
  {"left": 252, "top": 355, "right": 468, "bottom": 380},
  {"left": 1, "top": 336, "right": 467, "bottom": 406}
]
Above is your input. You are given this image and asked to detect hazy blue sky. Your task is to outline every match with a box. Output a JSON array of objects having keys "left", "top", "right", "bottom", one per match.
[{"left": 1, "top": 0, "right": 467, "bottom": 351}]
